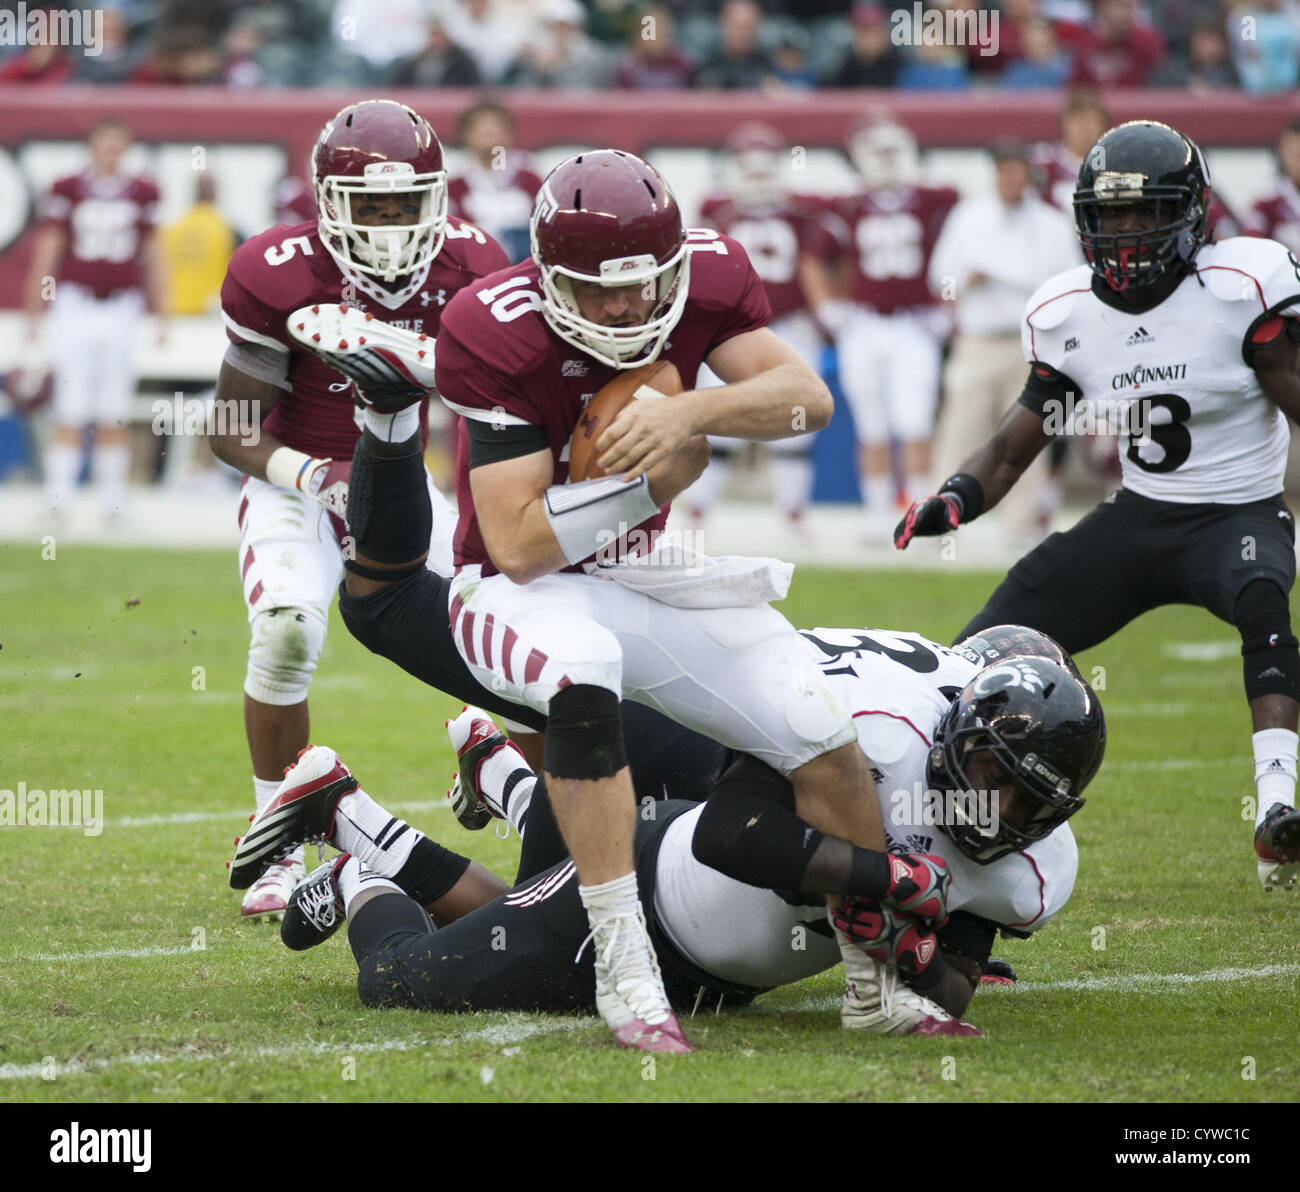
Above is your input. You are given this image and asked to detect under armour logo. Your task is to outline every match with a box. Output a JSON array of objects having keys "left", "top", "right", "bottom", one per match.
[{"left": 420, "top": 289, "right": 447, "bottom": 307}]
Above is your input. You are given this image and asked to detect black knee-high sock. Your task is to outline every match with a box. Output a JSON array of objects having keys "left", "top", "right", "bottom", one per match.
[
  {"left": 346, "top": 430, "right": 431, "bottom": 567},
  {"left": 393, "top": 838, "right": 472, "bottom": 907},
  {"left": 348, "top": 892, "right": 435, "bottom": 965}
]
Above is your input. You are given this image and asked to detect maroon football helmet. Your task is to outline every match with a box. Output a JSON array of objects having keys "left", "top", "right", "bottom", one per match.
[
  {"left": 311, "top": 100, "right": 448, "bottom": 282},
  {"left": 723, "top": 122, "right": 788, "bottom": 210},
  {"left": 530, "top": 150, "right": 688, "bottom": 369}
]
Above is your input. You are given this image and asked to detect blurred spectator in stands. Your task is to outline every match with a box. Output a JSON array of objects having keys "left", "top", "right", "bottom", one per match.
[
  {"left": 771, "top": 26, "right": 816, "bottom": 87},
  {"left": 130, "top": 24, "right": 225, "bottom": 83},
  {"left": 824, "top": 2, "right": 904, "bottom": 87},
  {"left": 1000, "top": 17, "right": 1072, "bottom": 86},
  {"left": 331, "top": 0, "right": 430, "bottom": 76},
  {"left": 1152, "top": 19, "right": 1240, "bottom": 86},
  {"left": 448, "top": 99, "right": 541, "bottom": 263},
  {"left": 965, "top": 0, "right": 1031, "bottom": 76},
  {"left": 507, "top": 0, "right": 612, "bottom": 87},
  {"left": 693, "top": 0, "right": 779, "bottom": 89},
  {"left": 897, "top": 39, "right": 972, "bottom": 89},
  {"left": 73, "top": 6, "right": 139, "bottom": 84},
  {"left": 1147, "top": 0, "right": 1232, "bottom": 57},
  {"left": 275, "top": 175, "right": 316, "bottom": 226},
  {"left": 392, "top": 12, "right": 482, "bottom": 85},
  {"left": 0, "top": 34, "right": 75, "bottom": 85},
  {"left": 1227, "top": 0, "right": 1300, "bottom": 93},
  {"left": 162, "top": 174, "right": 235, "bottom": 315},
  {"left": 444, "top": 0, "right": 527, "bottom": 85},
  {"left": 1244, "top": 119, "right": 1300, "bottom": 256},
  {"left": 1030, "top": 85, "right": 1110, "bottom": 210},
  {"left": 614, "top": 3, "right": 695, "bottom": 88},
  {"left": 223, "top": 11, "right": 276, "bottom": 87},
  {"left": 1059, "top": 0, "right": 1166, "bottom": 85}
]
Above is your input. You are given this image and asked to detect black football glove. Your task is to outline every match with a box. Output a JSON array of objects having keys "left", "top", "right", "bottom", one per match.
[{"left": 894, "top": 493, "right": 962, "bottom": 550}]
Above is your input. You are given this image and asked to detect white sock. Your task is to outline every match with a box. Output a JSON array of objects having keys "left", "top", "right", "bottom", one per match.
[
  {"left": 334, "top": 786, "right": 422, "bottom": 874},
  {"left": 337, "top": 854, "right": 402, "bottom": 915},
  {"left": 253, "top": 776, "right": 280, "bottom": 813},
  {"left": 865, "top": 474, "right": 892, "bottom": 517},
  {"left": 770, "top": 454, "right": 812, "bottom": 519},
  {"left": 45, "top": 442, "right": 81, "bottom": 512},
  {"left": 579, "top": 871, "right": 640, "bottom": 921},
  {"left": 93, "top": 442, "right": 130, "bottom": 513},
  {"left": 472, "top": 739, "right": 536, "bottom": 836},
  {"left": 252, "top": 777, "right": 303, "bottom": 866},
  {"left": 1253, "top": 728, "right": 1298, "bottom": 826},
  {"left": 363, "top": 405, "right": 421, "bottom": 443}
]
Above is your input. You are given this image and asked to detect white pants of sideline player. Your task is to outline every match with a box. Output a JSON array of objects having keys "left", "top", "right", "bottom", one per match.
[
  {"left": 239, "top": 469, "right": 458, "bottom": 705},
  {"left": 47, "top": 283, "right": 145, "bottom": 428},
  {"left": 448, "top": 564, "right": 857, "bottom": 774},
  {"left": 930, "top": 331, "right": 1049, "bottom": 541},
  {"left": 836, "top": 306, "right": 943, "bottom": 447}
]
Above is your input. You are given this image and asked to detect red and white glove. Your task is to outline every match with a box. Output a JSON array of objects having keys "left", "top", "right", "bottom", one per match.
[
  {"left": 265, "top": 447, "right": 350, "bottom": 519},
  {"left": 301, "top": 457, "right": 350, "bottom": 519},
  {"left": 833, "top": 898, "right": 940, "bottom": 980}
]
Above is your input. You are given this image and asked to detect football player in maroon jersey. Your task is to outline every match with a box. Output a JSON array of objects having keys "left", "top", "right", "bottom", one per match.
[
  {"left": 209, "top": 100, "right": 508, "bottom": 919},
  {"left": 24, "top": 118, "right": 167, "bottom": 521},
  {"left": 1244, "top": 119, "right": 1300, "bottom": 258},
  {"left": 689, "top": 123, "right": 845, "bottom": 531},
  {"left": 804, "top": 119, "right": 958, "bottom": 541},
  {"left": 447, "top": 100, "right": 542, "bottom": 266}
]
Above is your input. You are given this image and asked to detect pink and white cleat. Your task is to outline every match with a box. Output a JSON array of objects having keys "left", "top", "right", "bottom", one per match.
[
  {"left": 229, "top": 746, "right": 357, "bottom": 890},
  {"left": 240, "top": 856, "right": 306, "bottom": 921},
  {"left": 286, "top": 303, "right": 436, "bottom": 412},
  {"left": 579, "top": 905, "right": 691, "bottom": 1055}
]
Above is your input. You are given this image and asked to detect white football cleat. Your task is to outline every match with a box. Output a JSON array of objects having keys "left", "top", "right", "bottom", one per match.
[
  {"left": 286, "top": 303, "right": 436, "bottom": 412},
  {"left": 837, "top": 930, "right": 980, "bottom": 1036},
  {"left": 445, "top": 705, "right": 522, "bottom": 831},
  {"left": 240, "top": 857, "right": 306, "bottom": 921},
  {"left": 578, "top": 906, "right": 691, "bottom": 1054}
]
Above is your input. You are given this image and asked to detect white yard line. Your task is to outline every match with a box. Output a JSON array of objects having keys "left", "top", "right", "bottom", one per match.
[{"left": 0, "top": 1020, "right": 586, "bottom": 1081}]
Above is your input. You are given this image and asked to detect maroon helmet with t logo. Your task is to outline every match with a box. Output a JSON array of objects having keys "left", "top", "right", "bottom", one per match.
[
  {"left": 312, "top": 99, "right": 448, "bottom": 282},
  {"left": 530, "top": 149, "right": 689, "bottom": 369}
]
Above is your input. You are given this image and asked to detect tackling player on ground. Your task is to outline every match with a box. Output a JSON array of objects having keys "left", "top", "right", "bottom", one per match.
[
  {"left": 210, "top": 100, "right": 506, "bottom": 919},
  {"left": 896, "top": 120, "right": 1300, "bottom": 892}
]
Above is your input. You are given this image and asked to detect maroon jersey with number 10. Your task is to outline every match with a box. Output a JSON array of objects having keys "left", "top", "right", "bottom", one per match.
[
  {"left": 436, "top": 229, "right": 771, "bottom": 574},
  {"left": 221, "top": 216, "right": 507, "bottom": 462}
]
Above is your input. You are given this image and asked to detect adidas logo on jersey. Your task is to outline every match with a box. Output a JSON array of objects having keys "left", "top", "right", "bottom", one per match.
[
  {"left": 1064, "top": 337, "right": 1080, "bottom": 352},
  {"left": 1125, "top": 326, "right": 1155, "bottom": 346}
]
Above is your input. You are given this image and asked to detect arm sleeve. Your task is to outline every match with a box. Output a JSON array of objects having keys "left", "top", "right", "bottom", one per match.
[
  {"left": 223, "top": 341, "right": 291, "bottom": 390},
  {"left": 464, "top": 418, "right": 549, "bottom": 467}
]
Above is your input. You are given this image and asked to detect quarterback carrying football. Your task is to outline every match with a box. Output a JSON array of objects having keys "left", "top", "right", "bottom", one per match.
[{"left": 895, "top": 120, "right": 1300, "bottom": 893}]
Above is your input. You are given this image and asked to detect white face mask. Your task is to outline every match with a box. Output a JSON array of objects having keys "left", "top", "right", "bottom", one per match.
[{"left": 317, "top": 161, "right": 448, "bottom": 283}]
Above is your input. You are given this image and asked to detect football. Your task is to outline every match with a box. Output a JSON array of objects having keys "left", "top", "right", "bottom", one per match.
[{"left": 568, "top": 359, "right": 683, "bottom": 481}]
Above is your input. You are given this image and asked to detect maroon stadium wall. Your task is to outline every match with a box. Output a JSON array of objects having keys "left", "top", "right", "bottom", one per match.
[{"left": 2, "top": 87, "right": 1297, "bottom": 305}]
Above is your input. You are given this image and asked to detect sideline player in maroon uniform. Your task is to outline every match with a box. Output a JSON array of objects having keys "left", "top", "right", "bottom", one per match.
[
  {"left": 24, "top": 118, "right": 166, "bottom": 520},
  {"left": 1244, "top": 120, "right": 1300, "bottom": 258},
  {"left": 805, "top": 120, "right": 957, "bottom": 538},
  {"left": 210, "top": 100, "right": 507, "bottom": 919},
  {"left": 689, "top": 123, "right": 845, "bottom": 529},
  {"left": 447, "top": 100, "right": 541, "bottom": 266}
]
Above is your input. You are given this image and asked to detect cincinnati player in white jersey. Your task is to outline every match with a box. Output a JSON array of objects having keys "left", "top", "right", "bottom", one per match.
[
  {"left": 896, "top": 121, "right": 1300, "bottom": 894},
  {"left": 23, "top": 118, "right": 166, "bottom": 520},
  {"left": 803, "top": 120, "right": 958, "bottom": 539},
  {"left": 688, "top": 123, "right": 845, "bottom": 530},
  {"left": 236, "top": 627, "right": 1101, "bottom": 1036},
  {"left": 209, "top": 100, "right": 507, "bottom": 919}
]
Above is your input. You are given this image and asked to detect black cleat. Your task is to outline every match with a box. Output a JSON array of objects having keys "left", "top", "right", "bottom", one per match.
[{"left": 281, "top": 853, "right": 349, "bottom": 951}]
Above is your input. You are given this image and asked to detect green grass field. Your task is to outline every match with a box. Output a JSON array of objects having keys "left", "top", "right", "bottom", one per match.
[{"left": 1, "top": 542, "right": 1293, "bottom": 1103}]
